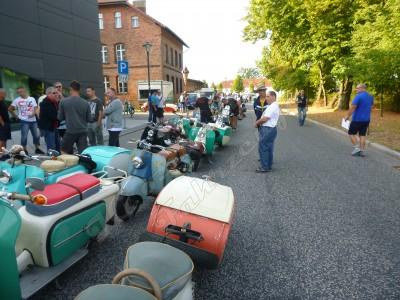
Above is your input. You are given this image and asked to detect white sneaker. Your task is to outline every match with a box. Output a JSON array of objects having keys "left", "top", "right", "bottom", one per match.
[{"left": 351, "top": 147, "right": 361, "bottom": 156}]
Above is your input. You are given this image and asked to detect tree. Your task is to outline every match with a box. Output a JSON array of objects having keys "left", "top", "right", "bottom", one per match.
[
  {"left": 202, "top": 80, "right": 208, "bottom": 88},
  {"left": 211, "top": 82, "right": 217, "bottom": 91},
  {"left": 238, "top": 67, "right": 260, "bottom": 79},
  {"left": 232, "top": 75, "right": 244, "bottom": 93},
  {"left": 217, "top": 82, "right": 223, "bottom": 93},
  {"left": 249, "top": 82, "right": 255, "bottom": 92}
]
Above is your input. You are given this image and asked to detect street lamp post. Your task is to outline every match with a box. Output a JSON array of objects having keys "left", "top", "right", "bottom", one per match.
[{"left": 143, "top": 41, "right": 152, "bottom": 99}]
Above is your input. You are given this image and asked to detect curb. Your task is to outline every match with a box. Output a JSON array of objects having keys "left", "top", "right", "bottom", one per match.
[{"left": 307, "top": 118, "right": 400, "bottom": 160}]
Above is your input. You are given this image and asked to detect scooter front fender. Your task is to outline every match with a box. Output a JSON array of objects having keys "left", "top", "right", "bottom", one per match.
[{"left": 119, "top": 176, "right": 148, "bottom": 200}]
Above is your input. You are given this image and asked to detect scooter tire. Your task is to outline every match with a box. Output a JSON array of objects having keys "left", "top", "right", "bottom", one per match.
[
  {"left": 193, "top": 159, "right": 200, "bottom": 172},
  {"left": 116, "top": 195, "right": 143, "bottom": 221}
]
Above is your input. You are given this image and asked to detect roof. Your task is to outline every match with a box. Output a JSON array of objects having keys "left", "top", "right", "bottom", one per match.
[{"left": 98, "top": 0, "right": 189, "bottom": 48}]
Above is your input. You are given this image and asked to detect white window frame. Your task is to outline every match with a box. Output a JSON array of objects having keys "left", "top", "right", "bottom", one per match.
[
  {"left": 101, "top": 45, "right": 108, "bottom": 64},
  {"left": 117, "top": 76, "right": 128, "bottom": 94},
  {"left": 131, "top": 16, "right": 139, "bottom": 28},
  {"left": 115, "top": 43, "right": 126, "bottom": 62},
  {"left": 115, "top": 11, "right": 122, "bottom": 28},
  {"left": 103, "top": 76, "right": 110, "bottom": 92},
  {"left": 99, "top": 13, "right": 104, "bottom": 30}
]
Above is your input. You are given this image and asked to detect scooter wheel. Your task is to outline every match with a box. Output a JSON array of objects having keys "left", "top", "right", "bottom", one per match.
[
  {"left": 193, "top": 159, "right": 200, "bottom": 172},
  {"left": 116, "top": 195, "right": 143, "bottom": 221}
]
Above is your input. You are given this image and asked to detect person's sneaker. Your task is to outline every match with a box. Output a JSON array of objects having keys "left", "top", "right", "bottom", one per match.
[
  {"left": 35, "top": 148, "right": 45, "bottom": 154},
  {"left": 256, "top": 168, "right": 271, "bottom": 173},
  {"left": 359, "top": 151, "right": 366, "bottom": 157},
  {"left": 351, "top": 147, "right": 361, "bottom": 156}
]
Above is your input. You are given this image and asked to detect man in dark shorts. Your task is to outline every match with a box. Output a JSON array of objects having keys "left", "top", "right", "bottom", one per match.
[
  {"left": 58, "top": 81, "right": 90, "bottom": 154},
  {"left": 195, "top": 96, "right": 212, "bottom": 123},
  {"left": 345, "top": 83, "right": 374, "bottom": 156},
  {"left": 0, "top": 89, "right": 11, "bottom": 149}
]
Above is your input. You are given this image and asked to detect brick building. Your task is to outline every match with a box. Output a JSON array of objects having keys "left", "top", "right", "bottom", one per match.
[
  {"left": 186, "top": 79, "right": 204, "bottom": 92},
  {"left": 98, "top": 0, "right": 188, "bottom": 106}
]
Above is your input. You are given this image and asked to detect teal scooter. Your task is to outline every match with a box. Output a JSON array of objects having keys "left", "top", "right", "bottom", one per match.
[{"left": 0, "top": 145, "right": 132, "bottom": 196}]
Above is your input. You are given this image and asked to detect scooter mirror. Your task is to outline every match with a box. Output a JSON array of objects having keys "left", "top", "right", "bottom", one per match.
[{"left": 26, "top": 177, "right": 45, "bottom": 191}]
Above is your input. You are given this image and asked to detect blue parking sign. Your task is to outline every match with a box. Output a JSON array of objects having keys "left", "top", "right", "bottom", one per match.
[{"left": 118, "top": 60, "right": 129, "bottom": 75}]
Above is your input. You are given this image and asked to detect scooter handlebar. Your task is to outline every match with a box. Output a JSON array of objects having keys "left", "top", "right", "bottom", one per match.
[{"left": 9, "top": 193, "right": 32, "bottom": 201}]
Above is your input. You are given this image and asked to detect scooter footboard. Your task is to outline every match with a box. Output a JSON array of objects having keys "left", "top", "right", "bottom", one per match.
[{"left": 140, "top": 232, "right": 219, "bottom": 269}]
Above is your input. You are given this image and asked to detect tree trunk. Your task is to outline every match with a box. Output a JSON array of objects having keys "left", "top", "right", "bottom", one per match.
[
  {"left": 318, "top": 65, "right": 327, "bottom": 106},
  {"left": 338, "top": 76, "right": 353, "bottom": 110}
]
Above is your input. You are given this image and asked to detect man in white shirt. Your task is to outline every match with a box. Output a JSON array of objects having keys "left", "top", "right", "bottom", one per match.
[
  {"left": 9, "top": 87, "right": 44, "bottom": 154},
  {"left": 254, "top": 90, "right": 280, "bottom": 173}
]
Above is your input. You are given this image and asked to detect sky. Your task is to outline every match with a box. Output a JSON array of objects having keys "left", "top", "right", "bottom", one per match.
[{"left": 146, "top": 0, "right": 265, "bottom": 84}]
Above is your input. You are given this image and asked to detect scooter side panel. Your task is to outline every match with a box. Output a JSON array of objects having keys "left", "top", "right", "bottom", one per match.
[
  {"left": 147, "top": 204, "right": 232, "bottom": 263},
  {"left": 149, "top": 155, "right": 167, "bottom": 195},
  {"left": 49, "top": 202, "right": 106, "bottom": 266},
  {"left": 205, "top": 130, "right": 216, "bottom": 155},
  {"left": 119, "top": 176, "right": 148, "bottom": 199},
  {"left": 0, "top": 200, "right": 22, "bottom": 300},
  {"left": 16, "top": 183, "right": 119, "bottom": 267},
  {"left": 0, "top": 162, "right": 45, "bottom": 194},
  {"left": 83, "top": 146, "right": 131, "bottom": 173}
]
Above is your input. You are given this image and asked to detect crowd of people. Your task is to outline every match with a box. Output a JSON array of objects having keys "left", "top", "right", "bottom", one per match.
[{"left": 0, "top": 80, "right": 124, "bottom": 155}]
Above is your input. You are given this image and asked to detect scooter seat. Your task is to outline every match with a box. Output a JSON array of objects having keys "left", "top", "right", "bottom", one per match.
[
  {"left": 58, "top": 173, "right": 100, "bottom": 199},
  {"left": 158, "top": 149, "right": 176, "bottom": 161},
  {"left": 40, "top": 160, "right": 66, "bottom": 173},
  {"left": 57, "top": 154, "right": 79, "bottom": 167},
  {"left": 123, "top": 242, "right": 193, "bottom": 300},
  {"left": 27, "top": 184, "right": 80, "bottom": 216},
  {"left": 75, "top": 284, "right": 157, "bottom": 300},
  {"left": 27, "top": 174, "right": 100, "bottom": 216}
]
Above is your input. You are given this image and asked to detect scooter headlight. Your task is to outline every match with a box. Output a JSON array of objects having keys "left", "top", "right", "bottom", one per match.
[
  {"left": 147, "top": 130, "right": 154, "bottom": 137},
  {"left": 132, "top": 156, "right": 144, "bottom": 169},
  {"left": 164, "top": 138, "right": 172, "bottom": 146}
]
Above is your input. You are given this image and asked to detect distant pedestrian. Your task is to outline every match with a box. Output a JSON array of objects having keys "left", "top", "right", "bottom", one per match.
[
  {"left": 38, "top": 87, "right": 60, "bottom": 152},
  {"left": 54, "top": 82, "right": 67, "bottom": 139},
  {"left": 345, "top": 83, "right": 374, "bottom": 156},
  {"left": 296, "top": 90, "right": 308, "bottom": 126},
  {"left": 195, "top": 96, "right": 212, "bottom": 123},
  {"left": 0, "top": 89, "right": 11, "bottom": 149},
  {"left": 179, "top": 92, "right": 186, "bottom": 113},
  {"left": 9, "top": 87, "right": 44, "bottom": 154},
  {"left": 58, "top": 81, "right": 90, "bottom": 154},
  {"left": 254, "top": 90, "right": 280, "bottom": 173},
  {"left": 104, "top": 88, "right": 123, "bottom": 147},
  {"left": 157, "top": 90, "right": 165, "bottom": 124},
  {"left": 150, "top": 91, "right": 159, "bottom": 123},
  {"left": 253, "top": 83, "right": 268, "bottom": 120},
  {"left": 86, "top": 86, "right": 104, "bottom": 146},
  {"left": 223, "top": 97, "right": 239, "bottom": 129}
]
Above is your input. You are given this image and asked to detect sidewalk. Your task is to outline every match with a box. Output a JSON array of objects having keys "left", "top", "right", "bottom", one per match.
[{"left": 10, "top": 115, "right": 148, "bottom": 153}]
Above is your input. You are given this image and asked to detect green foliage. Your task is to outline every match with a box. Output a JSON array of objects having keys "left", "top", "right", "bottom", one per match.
[
  {"left": 238, "top": 67, "right": 260, "bottom": 79},
  {"left": 232, "top": 75, "right": 244, "bottom": 93},
  {"left": 217, "top": 82, "right": 223, "bottom": 92},
  {"left": 244, "top": 0, "right": 400, "bottom": 111},
  {"left": 249, "top": 82, "right": 255, "bottom": 92},
  {"left": 202, "top": 80, "right": 208, "bottom": 88},
  {"left": 210, "top": 82, "right": 217, "bottom": 91}
]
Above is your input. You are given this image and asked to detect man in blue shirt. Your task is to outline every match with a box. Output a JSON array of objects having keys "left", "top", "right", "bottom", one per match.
[{"left": 345, "top": 84, "right": 374, "bottom": 156}]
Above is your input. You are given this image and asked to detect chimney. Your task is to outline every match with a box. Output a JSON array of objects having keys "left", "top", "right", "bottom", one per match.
[{"left": 128, "top": 0, "right": 146, "bottom": 13}]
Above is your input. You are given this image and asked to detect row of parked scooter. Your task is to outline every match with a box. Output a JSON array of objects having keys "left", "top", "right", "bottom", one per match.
[{"left": 0, "top": 107, "right": 238, "bottom": 300}]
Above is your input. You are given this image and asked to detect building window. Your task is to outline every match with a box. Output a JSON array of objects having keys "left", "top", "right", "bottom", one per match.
[
  {"left": 170, "top": 48, "right": 173, "bottom": 66},
  {"left": 175, "top": 51, "right": 178, "bottom": 67},
  {"left": 171, "top": 76, "right": 175, "bottom": 93},
  {"left": 166, "top": 74, "right": 169, "bottom": 81},
  {"left": 101, "top": 45, "right": 108, "bottom": 64},
  {"left": 104, "top": 76, "right": 110, "bottom": 91},
  {"left": 117, "top": 76, "right": 128, "bottom": 94},
  {"left": 131, "top": 16, "right": 139, "bottom": 28},
  {"left": 180, "top": 79, "right": 183, "bottom": 93},
  {"left": 179, "top": 53, "right": 182, "bottom": 69},
  {"left": 115, "top": 43, "right": 126, "bottom": 62},
  {"left": 115, "top": 12, "right": 122, "bottom": 28},
  {"left": 165, "top": 45, "right": 169, "bottom": 64},
  {"left": 99, "top": 13, "right": 104, "bottom": 30}
]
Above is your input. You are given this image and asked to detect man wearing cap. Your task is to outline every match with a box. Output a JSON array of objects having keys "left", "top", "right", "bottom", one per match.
[
  {"left": 344, "top": 83, "right": 374, "bottom": 156},
  {"left": 254, "top": 90, "right": 280, "bottom": 173},
  {"left": 253, "top": 82, "right": 268, "bottom": 120}
]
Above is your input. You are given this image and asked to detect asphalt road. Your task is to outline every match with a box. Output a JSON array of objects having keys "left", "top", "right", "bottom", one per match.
[{"left": 32, "top": 109, "right": 400, "bottom": 300}]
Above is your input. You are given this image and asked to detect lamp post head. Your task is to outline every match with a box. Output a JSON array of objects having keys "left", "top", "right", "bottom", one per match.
[{"left": 143, "top": 41, "right": 152, "bottom": 53}]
